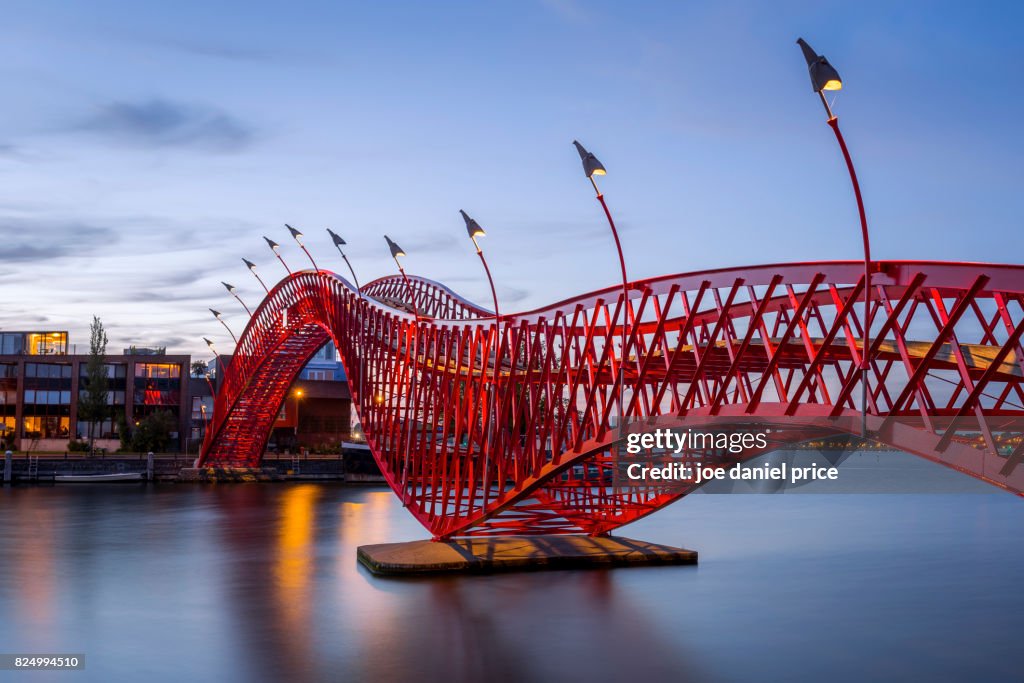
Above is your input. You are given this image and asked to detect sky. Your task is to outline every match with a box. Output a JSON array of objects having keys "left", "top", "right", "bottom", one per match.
[{"left": 1, "top": 0, "right": 1022, "bottom": 358}]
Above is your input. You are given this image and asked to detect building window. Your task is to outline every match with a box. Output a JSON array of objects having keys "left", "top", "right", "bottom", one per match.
[
  {"left": 80, "top": 363, "right": 127, "bottom": 379},
  {"left": 135, "top": 364, "right": 180, "bottom": 379},
  {"left": 25, "top": 332, "right": 68, "bottom": 355},
  {"left": 191, "top": 396, "right": 212, "bottom": 421},
  {"left": 307, "top": 369, "right": 328, "bottom": 381},
  {"left": 23, "top": 416, "right": 70, "bottom": 439},
  {"left": 25, "top": 363, "right": 72, "bottom": 379},
  {"left": 24, "top": 390, "right": 72, "bottom": 405},
  {"left": 76, "top": 420, "right": 119, "bottom": 440},
  {"left": 0, "top": 334, "right": 24, "bottom": 355}
]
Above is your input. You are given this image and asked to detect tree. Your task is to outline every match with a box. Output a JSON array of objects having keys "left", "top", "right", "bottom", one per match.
[
  {"left": 130, "top": 410, "right": 176, "bottom": 452},
  {"left": 78, "top": 316, "right": 109, "bottom": 455},
  {"left": 191, "top": 359, "right": 208, "bottom": 377}
]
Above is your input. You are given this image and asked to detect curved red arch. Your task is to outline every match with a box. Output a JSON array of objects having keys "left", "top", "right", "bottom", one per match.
[{"left": 201, "top": 261, "right": 1024, "bottom": 538}]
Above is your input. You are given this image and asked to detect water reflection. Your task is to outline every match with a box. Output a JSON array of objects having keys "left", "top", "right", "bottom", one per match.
[
  {"left": 0, "top": 485, "right": 1021, "bottom": 682},
  {"left": 9, "top": 490, "right": 57, "bottom": 632}
]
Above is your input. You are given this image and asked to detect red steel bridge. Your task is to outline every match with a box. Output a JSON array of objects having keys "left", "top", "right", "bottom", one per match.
[{"left": 200, "top": 260, "right": 1024, "bottom": 538}]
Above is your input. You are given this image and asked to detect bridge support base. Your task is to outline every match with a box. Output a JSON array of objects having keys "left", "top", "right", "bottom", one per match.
[{"left": 357, "top": 535, "right": 697, "bottom": 576}]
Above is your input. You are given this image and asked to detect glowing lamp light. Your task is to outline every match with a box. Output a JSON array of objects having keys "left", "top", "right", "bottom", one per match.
[
  {"left": 460, "top": 210, "right": 485, "bottom": 240},
  {"left": 263, "top": 236, "right": 280, "bottom": 252},
  {"left": 243, "top": 258, "right": 258, "bottom": 271},
  {"left": 384, "top": 235, "right": 406, "bottom": 260},
  {"left": 797, "top": 38, "right": 843, "bottom": 93},
  {"left": 572, "top": 140, "right": 606, "bottom": 178},
  {"left": 222, "top": 282, "right": 236, "bottom": 295},
  {"left": 286, "top": 224, "right": 304, "bottom": 245},
  {"left": 210, "top": 308, "right": 223, "bottom": 320}
]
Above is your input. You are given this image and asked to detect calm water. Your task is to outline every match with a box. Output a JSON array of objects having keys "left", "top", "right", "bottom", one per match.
[{"left": 0, "top": 483, "right": 1021, "bottom": 682}]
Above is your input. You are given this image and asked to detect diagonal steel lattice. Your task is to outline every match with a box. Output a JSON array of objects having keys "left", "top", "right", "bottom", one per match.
[{"left": 200, "top": 260, "right": 1024, "bottom": 538}]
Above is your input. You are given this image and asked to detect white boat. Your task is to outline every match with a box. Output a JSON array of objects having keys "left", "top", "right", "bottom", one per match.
[{"left": 54, "top": 472, "right": 144, "bottom": 483}]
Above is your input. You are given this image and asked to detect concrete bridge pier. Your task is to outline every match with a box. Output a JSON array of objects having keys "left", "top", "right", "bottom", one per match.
[{"left": 3, "top": 450, "right": 11, "bottom": 485}]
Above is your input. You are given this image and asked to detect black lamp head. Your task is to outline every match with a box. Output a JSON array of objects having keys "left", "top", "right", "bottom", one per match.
[
  {"left": 222, "top": 282, "right": 236, "bottom": 294},
  {"left": 327, "top": 228, "right": 346, "bottom": 247},
  {"left": 572, "top": 140, "right": 606, "bottom": 178},
  {"left": 384, "top": 235, "right": 406, "bottom": 260},
  {"left": 242, "top": 258, "right": 257, "bottom": 271},
  {"left": 460, "top": 210, "right": 485, "bottom": 239},
  {"left": 209, "top": 308, "right": 222, "bottom": 319},
  {"left": 263, "top": 236, "right": 280, "bottom": 251},
  {"left": 286, "top": 224, "right": 303, "bottom": 241},
  {"left": 797, "top": 38, "right": 843, "bottom": 92}
]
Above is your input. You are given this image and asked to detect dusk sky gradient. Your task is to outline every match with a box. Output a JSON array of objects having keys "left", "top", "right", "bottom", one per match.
[{"left": 1, "top": 1, "right": 1022, "bottom": 359}]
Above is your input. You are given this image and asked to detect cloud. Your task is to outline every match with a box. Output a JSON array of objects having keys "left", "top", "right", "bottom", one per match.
[
  {"left": 71, "top": 99, "right": 255, "bottom": 152},
  {"left": 155, "top": 38, "right": 281, "bottom": 62},
  {"left": 400, "top": 232, "right": 460, "bottom": 254},
  {"left": 0, "top": 219, "right": 120, "bottom": 262},
  {"left": 500, "top": 286, "right": 531, "bottom": 304}
]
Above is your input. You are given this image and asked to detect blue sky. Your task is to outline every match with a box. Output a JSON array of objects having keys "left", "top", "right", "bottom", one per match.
[{"left": 1, "top": 0, "right": 1021, "bottom": 357}]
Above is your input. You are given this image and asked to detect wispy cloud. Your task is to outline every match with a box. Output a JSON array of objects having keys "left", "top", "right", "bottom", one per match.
[
  {"left": 153, "top": 38, "right": 282, "bottom": 62},
  {"left": 0, "top": 143, "right": 22, "bottom": 158},
  {"left": 0, "top": 219, "right": 120, "bottom": 262},
  {"left": 70, "top": 99, "right": 255, "bottom": 152}
]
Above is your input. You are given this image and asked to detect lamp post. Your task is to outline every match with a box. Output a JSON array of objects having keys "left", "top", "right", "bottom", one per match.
[
  {"left": 384, "top": 236, "right": 421, "bottom": 319},
  {"left": 222, "top": 282, "right": 252, "bottom": 316},
  {"left": 385, "top": 235, "right": 419, "bottom": 504},
  {"left": 209, "top": 309, "right": 238, "bottom": 345},
  {"left": 203, "top": 337, "right": 223, "bottom": 377},
  {"left": 573, "top": 140, "right": 631, "bottom": 426},
  {"left": 326, "top": 228, "right": 365, "bottom": 437},
  {"left": 293, "top": 388, "right": 304, "bottom": 452},
  {"left": 797, "top": 38, "right": 872, "bottom": 436},
  {"left": 242, "top": 258, "right": 270, "bottom": 294},
  {"left": 286, "top": 224, "right": 320, "bottom": 271},
  {"left": 326, "top": 229, "right": 361, "bottom": 294},
  {"left": 264, "top": 237, "right": 292, "bottom": 275},
  {"left": 459, "top": 211, "right": 500, "bottom": 318},
  {"left": 460, "top": 210, "right": 501, "bottom": 503}
]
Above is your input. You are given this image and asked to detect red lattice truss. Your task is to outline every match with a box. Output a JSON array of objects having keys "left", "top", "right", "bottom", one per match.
[{"left": 200, "top": 261, "right": 1024, "bottom": 538}]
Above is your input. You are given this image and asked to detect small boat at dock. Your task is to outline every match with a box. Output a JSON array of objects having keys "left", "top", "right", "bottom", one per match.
[{"left": 54, "top": 472, "right": 144, "bottom": 483}]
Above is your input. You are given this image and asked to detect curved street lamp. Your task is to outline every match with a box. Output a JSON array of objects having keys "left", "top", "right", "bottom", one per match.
[
  {"left": 460, "top": 209, "right": 501, "bottom": 504},
  {"left": 326, "top": 228, "right": 365, "bottom": 434},
  {"left": 459, "top": 210, "right": 500, "bottom": 319},
  {"left": 384, "top": 235, "right": 421, "bottom": 319},
  {"left": 797, "top": 37, "right": 872, "bottom": 435},
  {"left": 384, "top": 234, "right": 420, "bottom": 503},
  {"left": 573, "top": 140, "right": 631, "bottom": 424},
  {"left": 209, "top": 308, "right": 238, "bottom": 345},
  {"left": 201, "top": 337, "right": 222, "bottom": 395},
  {"left": 286, "top": 224, "right": 320, "bottom": 271},
  {"left": 242, "top": 258, "right": 270, "bottom": 294},
  {"left": 222, "top": 281, "right": 252, "bottom": 316},
  {"left": 327, "top": 229, "right": 361, "bottom": 294},
  {"left": 264, "top": 236, "right": 292, "bottom": 275}
]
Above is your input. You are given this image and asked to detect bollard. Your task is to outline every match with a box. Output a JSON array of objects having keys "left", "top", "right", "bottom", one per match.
[
  {"left": 147, "top": 452, "right": 154, "bottom": 482},
  {"left": 3, "top": 450, "right": 11, "bottom": 484}
]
